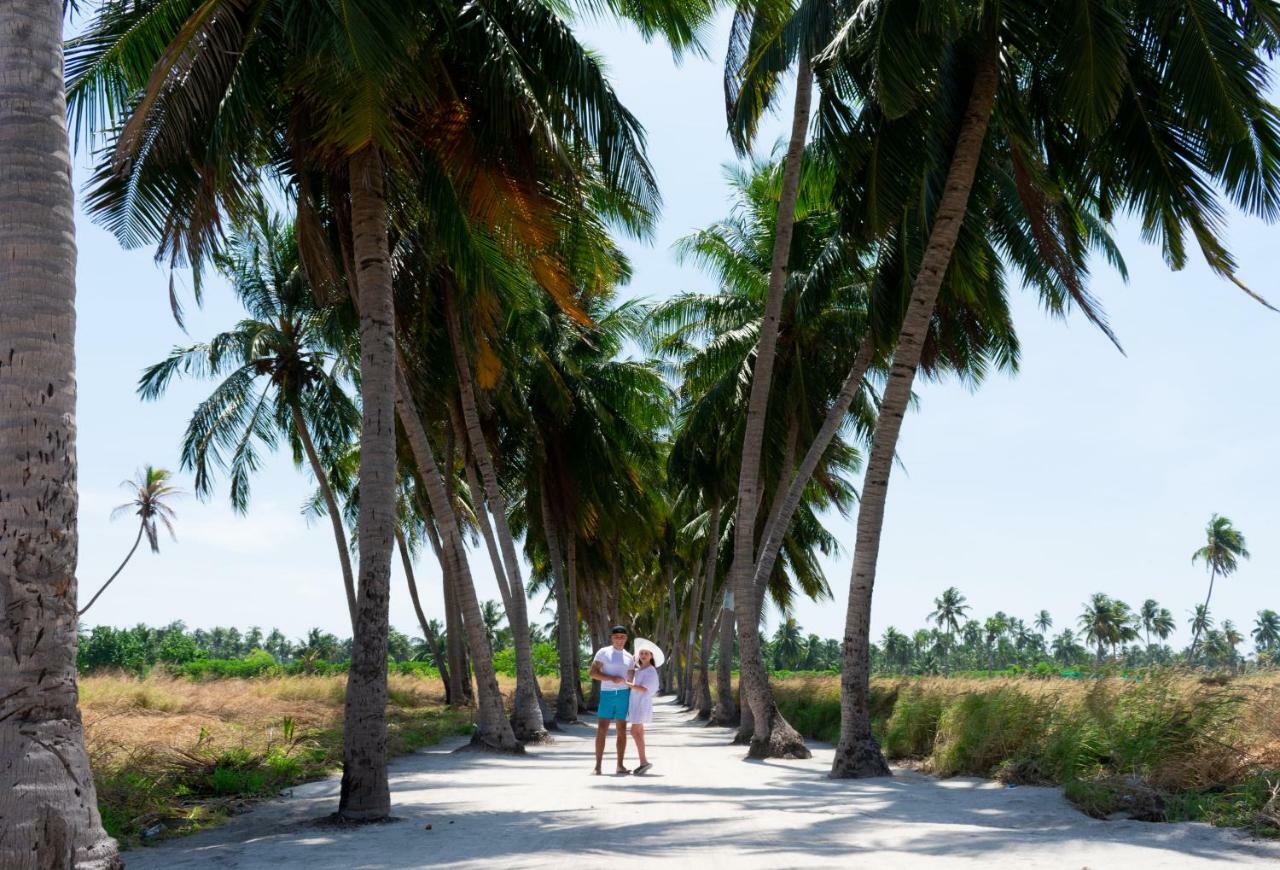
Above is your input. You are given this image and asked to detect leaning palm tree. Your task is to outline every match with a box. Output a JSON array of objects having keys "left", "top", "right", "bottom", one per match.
[
  {"left": 0, "top": 1, "right": 120, "bottom": 865},
  {"left": 1191, "top": 514, "right": 1250, "bottom": 649},
  {"left": 823, "top": 0, "right": 1280, "bottom": 777},
  {"left": 1189, "top": 605, "right": 1216, "bottom": 657},
  {"left": 140, "top": 212, "right": 360, "bottom": 629},
  {"left": 79, "top": 467, "right": 182, "bottom": 616}
]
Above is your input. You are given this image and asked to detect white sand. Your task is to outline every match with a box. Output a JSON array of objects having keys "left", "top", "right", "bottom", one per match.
[{"left": 125, "top": 695, "right": 1280, "bottom": 868}]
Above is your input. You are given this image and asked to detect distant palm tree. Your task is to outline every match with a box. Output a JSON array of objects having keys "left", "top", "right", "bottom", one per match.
[
  {"left": 1253, "top": 610, "right": 1280, "bottom": 654},
  {"left": 1033, "top": 610, "right": 1053, "bottom": 635},
  {"left": 928, "top": 587, "right": 970, "bottom": 673},
  {"left": 480, "top": 600, "right": 508, "bottom": 653},
  {"left": 1189, "top": 605, "right": 1215, "bottom": 656},
  {"left": 1151, "top": 608, "right": 1176, "bottom": 645},
  {"left": 79, "top": 467, "right": 182, "bottom": 616},
  {"left": 1190, "top": 514, "right": 1250, "bottom": 649},
  {"left": 772, "top": 617, "right": 806, "bottom": 671},
  {"left": 983, "top": 615, "right": 1007, "bottom": 673},
  {"left": 1051, "top": 630, "right": 1084, "bottom": 667},
  {"left": 1079, "top": 594, "right": 1129, "bottom": 665},
  {"left": 1139, "top": 599, "right": 1160, "bottom": 647}
]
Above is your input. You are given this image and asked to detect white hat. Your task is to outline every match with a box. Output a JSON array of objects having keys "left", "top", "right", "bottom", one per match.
[{"left": 633, "top": 637, "right": 665, "bottom": 668}]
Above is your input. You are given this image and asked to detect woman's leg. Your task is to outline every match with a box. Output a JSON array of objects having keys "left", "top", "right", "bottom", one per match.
[{"left": 630, "top": 724, "right": 647, "bottom": 765}]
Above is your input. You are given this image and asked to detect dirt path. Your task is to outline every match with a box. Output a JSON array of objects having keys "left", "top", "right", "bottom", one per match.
[{"left": 125, "top": 696, "right": 1280, "bottom": 868}]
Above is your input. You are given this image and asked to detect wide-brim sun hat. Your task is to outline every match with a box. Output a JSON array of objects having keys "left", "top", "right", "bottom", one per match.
[{"left": 633, "top": 637, "right": 665, "bottom": 668}]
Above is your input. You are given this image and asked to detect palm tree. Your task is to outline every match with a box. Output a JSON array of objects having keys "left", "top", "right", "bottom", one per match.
[
  {"left": 983, "top": 615, "right": 1007, "bottom": 674},
  {"left": 826, "top": 1, "right": 1280, "bottom": 778},
  {"left": 1033, "top": 610, "right": 1053, "bottom": 635},
  {"left": 1139, "top": 599, "right": 1161, "bottom": 648},
  {"left": 1253, "top": 610, "right": 1280, "bottom": 654},
  {"left": 480, "top": 600, "right": 508, "bottom": 653},
  {"left": 1051, "top": 630, "right": 1084, "bottom": 667},
  {"left": 772, "top": 617, "right": 805, "bottom": 670},
  {"left": 140, "top": 212, "right": 360, "bottom": 629},
  {"left": 1079, "top": 594, "right": 1126, "bottom": 665},
  {"left": 79, "top": 467, "right": 182, "bottom": 617},
  {"left": 1189, "top": 605, "right": 1216, "bottom": 657},
  {"left": 1151, "top": 607, "right": 1176, "bottom": 647},
  {"left": 0, "top": 1, "right": 120, "bottom": 864},
  {"left": 1191, "top": 514, "right": 1251, "bottom": 649},
  {"left": 928, "top": 587, "right": 970, "bottom": 673}
]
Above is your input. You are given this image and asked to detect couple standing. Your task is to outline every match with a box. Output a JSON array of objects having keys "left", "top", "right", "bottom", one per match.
[{"left": 589, "top": 625, "right": 663, "bottom": 776}]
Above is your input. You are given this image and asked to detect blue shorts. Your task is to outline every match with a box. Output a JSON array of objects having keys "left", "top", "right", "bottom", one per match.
[{"left": 597, "top": 688, "right": 630, "bottom": 720}]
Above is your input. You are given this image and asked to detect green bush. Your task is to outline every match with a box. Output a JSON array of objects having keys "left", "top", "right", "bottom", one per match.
[{"left": 176, "top": 649, "right": 280, "bottom": 680}]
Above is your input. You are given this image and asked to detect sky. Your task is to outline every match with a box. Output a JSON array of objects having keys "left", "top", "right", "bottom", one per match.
[{"left": 72, "top": 10, "right": 1279, "bottom": 651}]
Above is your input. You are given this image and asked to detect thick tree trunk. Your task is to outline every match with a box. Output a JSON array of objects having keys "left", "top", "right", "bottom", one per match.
[
  {"left": 292, "top": 401, "right": 357, "bottom": 633},
  {"left": 728, "top": 57, "right": 814, "bottom": 761},
  {"left": 78, "top": 523, "right": 144, "bottom": 617},
  {"left": 751, "top": 332, "right": 876, "bottom": 589},
  {"left": 394, "top": 364, "right": 521, "bottom": 752},
  {"left": 833, "top": 44, "right": 1000, "bottom": 779},
  {"left": 695, "top": 499, "right": 722, "bottom": 718},
  {"left": 397, "top": 529, "right": 451, "bottom": 699},
  {"left": 540, "top": 486, "right": 579, "bottom": 722},
  {"left": 442, "top": 283, "right": 549, "bottom": 739},
  {"left": 338, "top": 146, "right": 396, "bottom": 820},
  {"left": 0, "top": 3, "right": 121, "bottom": 864},
  {"left": 710, "top": 590, "right": 738, "bottom": 726}
]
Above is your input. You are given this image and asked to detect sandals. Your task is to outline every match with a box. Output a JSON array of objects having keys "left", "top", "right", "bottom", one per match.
[
  {"left": 615, "top": 766, "right": 631, "bottom": 775},
  {"left": 634, "top": 762, "right": 653, "bottom": 776}
]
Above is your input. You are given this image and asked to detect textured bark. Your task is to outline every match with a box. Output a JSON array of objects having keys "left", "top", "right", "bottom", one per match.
[
  {"left": 566, "top": 541, "right": 587, "bottom": 711},
  {"left": 292, "top": 401, "right": 357, "bottom": 633},
  {"left": 681, "top": 568, "right": 703, "bottom": 708},
  {"left": 77, "top": 523, "right": 144, "bottom": 617},
  {"left": 397, "top": 529, "right": 450, "bottom": 697},
  {"left": 695, "top": 499, "right": 722, "bottom": 718},
  {"left": 751, "top": 331, "right": 876, "bottom": 590},
  {"left": 0, "top": 3, "right": 122, "bottom": 864},
  {"left": 338, "top": 146, "right": 395, "bottom": 820},
  {"left": 540, "top": 485, "right": 579, "bottom": 722},
  {"left": 394, "top": 364, "right": 520, "bottom": 752},
  {"left": 834, "top": 44, "right": 1000, "bottom": 779},
  {"left": 424, "top": 515, "right": 471, "bottom": 705},
  {"left": 728, "top": 57, "right": 814, "bottom": 760},
  {"left": 710, "top": 590, "right": 738, "bottom": 726},
  {"left": 445, "top": 290, "right": 545, "bottom": 742}
]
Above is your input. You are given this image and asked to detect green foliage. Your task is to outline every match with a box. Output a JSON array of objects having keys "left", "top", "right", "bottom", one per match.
[
  {"left": 493, "top": 643, "right": 558, "bottom": 677},
  {"left": 177, "top": 649, "right": 280, "bottom": 680}
]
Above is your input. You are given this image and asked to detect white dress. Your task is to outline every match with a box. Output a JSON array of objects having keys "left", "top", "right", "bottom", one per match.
[{"left": 627, "top": 665, "right": 660, "bottom": 724}]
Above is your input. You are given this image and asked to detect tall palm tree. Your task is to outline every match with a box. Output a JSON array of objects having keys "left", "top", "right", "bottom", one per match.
[
  {"left": 1151, "top": 607, "right": 1176, "bottom": 646},
  {"left": 824, "top": 0, "right": 1280, "bottom": 778},
  {"left": 1079, "top": 594, "right": 1126, "bottom": 665},
  {"left": 0, "top": 1, "right": 120, "bottom": 865},
  {"left": 1033, "top": 610, "right": 1053, "bottom": 636},
  {"left": 1191, "top": 514, "right": 1250, "bottom": 649},
  {"left": 140, "top": 212, "right": 360, "bottom": 629},
  {"left": 1253, "top": 610, "right": 1280, "bottom": 654},
  {"left": 79, "top": 467, "right": 182, "bottom": 617},
  {"left": 771, "top": 616, "right": 805, "bottom": 669}
]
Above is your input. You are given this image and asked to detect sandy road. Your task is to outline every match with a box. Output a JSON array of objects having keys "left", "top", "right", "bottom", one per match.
[{"left": 125, "top": 695, "right": 1280, "bottom": 868}]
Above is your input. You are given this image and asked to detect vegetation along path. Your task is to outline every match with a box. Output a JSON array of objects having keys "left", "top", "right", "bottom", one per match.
[{"left": 125, "top": 696, "right": 1279, "bottom": 868}]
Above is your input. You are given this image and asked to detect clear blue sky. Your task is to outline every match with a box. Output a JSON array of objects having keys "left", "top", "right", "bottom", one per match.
[{"left": 73, "top": 11, "right": 1279, "bottom": 650}]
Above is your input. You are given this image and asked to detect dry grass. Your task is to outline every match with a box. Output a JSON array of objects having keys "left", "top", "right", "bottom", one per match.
[{"left": 82, "top": 671, "right": 471, "bottom": 846}]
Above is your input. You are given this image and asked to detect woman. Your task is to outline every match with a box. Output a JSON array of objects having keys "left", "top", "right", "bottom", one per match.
[{"left": 626, "top": 638, "right": 664, "bottom": 775}]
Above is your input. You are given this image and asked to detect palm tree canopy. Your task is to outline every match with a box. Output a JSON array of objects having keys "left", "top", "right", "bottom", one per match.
[
  {"left": 112, "top": 465, "right": 182, "bottom": 553},
  {"left": 1192, "top": 514, "right": 1251, "bottom": 577}
]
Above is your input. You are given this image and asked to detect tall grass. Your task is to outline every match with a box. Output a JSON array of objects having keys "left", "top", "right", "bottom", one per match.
[
  {"left": 82, "top": 672, "right": 471, "bottom": 846},
  {"left": 772, "top": 671, "right": 1280, "bottom": 833}
]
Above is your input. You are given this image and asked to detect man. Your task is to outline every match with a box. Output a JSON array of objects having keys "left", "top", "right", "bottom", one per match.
[{"left": 589, "top": 625, "right": 634, "bottom": 775}]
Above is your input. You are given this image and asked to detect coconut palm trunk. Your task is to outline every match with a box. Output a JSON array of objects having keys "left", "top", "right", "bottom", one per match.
[
  {"left": 728, "top": 56, "right": 814, "bottom": 760},
  {"left": 397, "top": 528, "right": 451, "bottom": 696},
  {"left": 0, "top": 3, "right": 121, "bottom": 864},
  {"left": 78, "top": 523, "right": 145, "bottom": 618},
  {"left": 443, "top": 288, "right": 547, "bottom": 741},
  {"left": 423, "top": 512, "right": 472, "bottom": 705},
  {"left": 711, "top": 590, "right": 738, "bottom": 725},
  {"left": 394, "top": 364, "right": 521, "bottom": 751},
  {"left": 832, "top": 44, "right": 1000, "bottom": 779},
  {"left": 1193, "top": 567, "right": 1219, "bottom": 650},
  {"left": 751, "top": 332, "right": 876, "bottom": 588},
  {"left": 541, "top": 486, "right": 579, "bottom": 722},
  {"left": 696, "top": 498, "right": 722, "bottom": 717},
  {"left": 338, "top": 145, "right": 397, "bottom": 820},
  {"left": 292, "top": 402, "right": 357, "bottom": 632}
]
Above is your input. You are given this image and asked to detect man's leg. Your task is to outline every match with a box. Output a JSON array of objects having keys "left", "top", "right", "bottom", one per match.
[
  {"left": 594, "top": 719, "right": 609, "bottom": 773},
  {"left": 615, "top": 720, "right": 628, "bottom": 771}
]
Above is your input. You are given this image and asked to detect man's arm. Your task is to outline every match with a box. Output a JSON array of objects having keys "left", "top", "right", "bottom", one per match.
[{"left": 589, "top": 659, "right": 624, "bottom": 684}]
